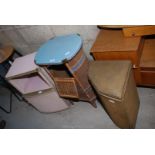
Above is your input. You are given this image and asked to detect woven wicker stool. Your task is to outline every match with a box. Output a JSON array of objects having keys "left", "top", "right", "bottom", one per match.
[
  {"left": 88, "top": 60, "right": 140, "bottom": 128},
  {"left": 35, "top": 34, "right": 97, "bottom": 107}
]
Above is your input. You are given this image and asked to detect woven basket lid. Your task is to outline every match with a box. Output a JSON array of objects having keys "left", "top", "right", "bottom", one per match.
[{"left": 88, "top": 61, "right": 132, "bottom": 100}]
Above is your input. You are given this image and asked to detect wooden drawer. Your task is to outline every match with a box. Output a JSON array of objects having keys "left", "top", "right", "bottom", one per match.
[
  {"left": 123, "top": 26, "right": 155, "bottom": 37},
  {"left": 91, "top": 29, "right": 144, "bottom": 66},
  {"left": 140, "top": 37, "right": 155, "bottom": 69},
  {"left": 97, "top": 25, "right": 155, "bottom": 37},
  {"left": 140, "top": 71, "right": 155, "bottom": 86},
  {"left": 140, "top": 37, "right": 155, "bottom": 86}
]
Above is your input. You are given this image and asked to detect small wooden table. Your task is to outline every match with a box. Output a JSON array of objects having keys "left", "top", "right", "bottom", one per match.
[{"left": 0, "top": 46, "right": 14, "bottom": 63}]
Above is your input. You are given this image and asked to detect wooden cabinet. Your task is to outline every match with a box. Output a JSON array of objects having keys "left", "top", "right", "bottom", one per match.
[
  {"left": 91, "top": 29, "right": 143, "bottom": 85},
  {"left": 91, "top": 30, "right": 144, "bottom": 66},
  {"left": 140, "top": 37, "right": 155, "bottom": 86},
  {"left": 91, "top": 29, "right": 155, "bottom": 87}
]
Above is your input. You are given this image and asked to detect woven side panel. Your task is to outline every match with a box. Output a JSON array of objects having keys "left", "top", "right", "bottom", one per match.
[
  {"left": 54, "top": 78, "right": 79, "bottom": 99},
  {"left": 66, "top": 48, "right": 96, "bottom": 102}
]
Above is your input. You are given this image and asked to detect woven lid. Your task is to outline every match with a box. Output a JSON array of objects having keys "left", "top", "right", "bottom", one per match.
[
  {"left": 35, "top": 34, "right": 82, "bottom": 65},
  {"left": 88, "top": 61, "right": 132, "bottom": 100}
]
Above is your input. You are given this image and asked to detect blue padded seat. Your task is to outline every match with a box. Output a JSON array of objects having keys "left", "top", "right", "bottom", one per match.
[{"left": 35, "top": 34, "right": 82, "bottom": 65}]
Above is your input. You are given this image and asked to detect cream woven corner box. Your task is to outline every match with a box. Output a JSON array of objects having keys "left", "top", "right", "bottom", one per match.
[{"left": 88, "top": 61, "right": 140, "bottom": 128}]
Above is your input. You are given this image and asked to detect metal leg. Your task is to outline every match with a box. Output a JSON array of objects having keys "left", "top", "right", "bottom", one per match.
[
  {"left": 4, "top": 79, "right": 24, "bottom": 102},
  {"left": 2, "top": 62, "right": 11, "bottom": 72},
  {"left": 0, "top": 77, "right": 27, "bottom": 113},
  {"left": 0, "top": 66, "right": 24, "bottom": 102},
  {"left": 0, "top": 48, "right": 24, "bottom": 113},
  {"left": 0, "top": 90, "right": 12, "bottom": 114},
  {"left": 0, "top": 120, "right": 6, "bottom": 129},
  {"left": 14, "top": 50, "right": 23, "bottom": 57}
]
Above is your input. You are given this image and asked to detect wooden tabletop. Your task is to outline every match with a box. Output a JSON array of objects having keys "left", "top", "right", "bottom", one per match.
[
  {"left": 0, "top": 46, "right": 14, "bottom": 63},
  {"left": 91, "top": 29, "right": 141, "bottom": 53},
  {"left": 98, "top": 25, "right": 144, "bottom": 29}
]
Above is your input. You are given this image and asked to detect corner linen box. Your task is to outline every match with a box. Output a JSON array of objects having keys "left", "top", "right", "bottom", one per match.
[{"left": 5, "top": 52, "right": 71, "bottom": 113}]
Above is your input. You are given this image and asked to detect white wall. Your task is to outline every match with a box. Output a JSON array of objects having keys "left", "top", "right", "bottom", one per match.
[{"left": 0, "top": 25, "right": 99, "bottom": 59}]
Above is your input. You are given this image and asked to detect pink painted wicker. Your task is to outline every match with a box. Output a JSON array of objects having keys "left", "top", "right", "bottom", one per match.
[
  {"left": 5, "top": 52, "right": 71, "bottom": 113},
  {"left": 25, "top": 89, "right": 71, "bottom": 113}
]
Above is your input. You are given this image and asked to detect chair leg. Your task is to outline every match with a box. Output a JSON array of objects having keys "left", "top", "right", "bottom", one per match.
[
  {"left": 14, "top": 50, "right": 23, "bottom": 57},
  {"left": 0, "top": 73, "right": 24, "bottom": 102},
  {"left": 0, "top": 120, "right": 6, "bottom": 129},
  {"left": 5, "top": 82, "right": 24, "bottom": 102},
  {"left": 0, "top": 91, "right": 12, "bottom": 113}
]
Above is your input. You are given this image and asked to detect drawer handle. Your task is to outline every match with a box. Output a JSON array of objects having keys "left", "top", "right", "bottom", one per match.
[
  {"left": 133, "top": 65, "right": 138, "bottom": 69},
  {"left": 108, "top": 99, "right": 115, "bottom": 104},
  {"left": 38, "top": 91, "right": 43, "bottom": 94}
]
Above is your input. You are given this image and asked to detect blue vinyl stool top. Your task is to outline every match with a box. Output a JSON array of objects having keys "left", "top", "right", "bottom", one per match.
[{"left": 35, "top": 34, "right": 82, "bottom": 65}]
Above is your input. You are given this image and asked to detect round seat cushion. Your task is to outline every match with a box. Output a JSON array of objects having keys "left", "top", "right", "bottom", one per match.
[{"left": 35, "top": 34, "right": 82, "bottom": 65}]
